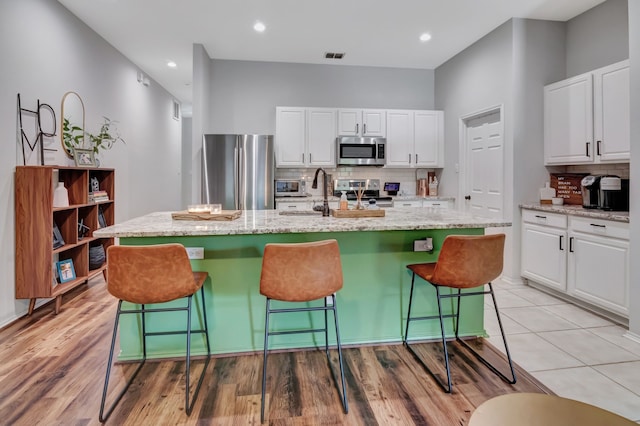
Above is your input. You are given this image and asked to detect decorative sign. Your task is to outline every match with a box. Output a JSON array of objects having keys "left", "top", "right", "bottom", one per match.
[{"left": 550, "top": 173, "right": 588, "bottom": 205}]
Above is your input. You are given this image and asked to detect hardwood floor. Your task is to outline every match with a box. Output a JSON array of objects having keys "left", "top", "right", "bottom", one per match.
[{"left": 0, "top": 277, "right": 551, "bottom": 425}]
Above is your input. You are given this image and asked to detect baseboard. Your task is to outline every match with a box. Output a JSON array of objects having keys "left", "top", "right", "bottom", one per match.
[{"left": 623, "top": 330, "right": 640, "bottom": 344}]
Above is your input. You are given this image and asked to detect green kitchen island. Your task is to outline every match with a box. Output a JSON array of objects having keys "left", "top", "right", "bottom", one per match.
[{"left": 94, "top": 208, "right": 511, "bottom": 360}]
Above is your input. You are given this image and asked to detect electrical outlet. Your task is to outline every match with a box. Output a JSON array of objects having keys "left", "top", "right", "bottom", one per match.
[
  {"left": 413, "top": 238, "right": 433, "bottom": 252},
  {"left": 326, "top": 295, "right": 334, "bottom": 306},
  {"left": 185, "top": 247, "right": 204, "bottom": 259}
]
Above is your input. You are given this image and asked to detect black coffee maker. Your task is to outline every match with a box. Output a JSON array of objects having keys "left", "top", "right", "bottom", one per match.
[{"left": 581, "top": 175, "right": 601, "bottom": 209}]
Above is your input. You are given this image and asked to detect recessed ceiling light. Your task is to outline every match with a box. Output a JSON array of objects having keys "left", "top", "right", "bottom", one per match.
[
  {"left": 167, "top": 61, "right": 177, "bottom": 68},
  {"left": 254, "top": 21, "right": 266, "bottom": 32},
  {"left": 419, "top": 33, "right": 432, "bottom": 42}
]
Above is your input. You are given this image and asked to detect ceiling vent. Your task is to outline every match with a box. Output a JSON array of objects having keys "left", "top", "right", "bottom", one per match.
[{"left": 325, "top": 52, "right": 345, "bottom": 59}]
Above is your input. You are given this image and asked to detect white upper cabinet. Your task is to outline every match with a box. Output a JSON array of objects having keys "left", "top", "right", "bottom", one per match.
[
  {"left": 544, "top": 60, "right": 629, "bottom": 165},
  {"left": 337, "top": 109, "right": 386, "bottom": 137},
  {"left": 275, "top": 107, "right": 336, "bottom": 168},
  {"left": 593, "top": 61, "right": 630, "bottom": 162},
  {"left": 386, "top": 110, "right": 444, "bottom": 168}
]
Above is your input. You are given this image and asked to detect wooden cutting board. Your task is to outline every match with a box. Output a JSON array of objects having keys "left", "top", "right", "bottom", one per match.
[
  {"left": 331, "top": 209, "right": 385, "bottom": 218},
  {"left": 171, "top": 210, "right": 242, "bottom": 221}
]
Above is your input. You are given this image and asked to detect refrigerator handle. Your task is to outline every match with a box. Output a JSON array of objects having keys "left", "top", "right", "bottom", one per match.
[
  {"left": 234, "top": 145, "right": 240, "bottom": 210},
  {"left": 237, "top": 144, "right": 244, "bottom": 210}
]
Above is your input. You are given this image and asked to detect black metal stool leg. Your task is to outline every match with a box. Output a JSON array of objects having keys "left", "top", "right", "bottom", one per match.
[
  {"left": 403, "top": 273, "right": 417, "bottom": 344},
  {"left": 261, "top": 299, "right": 271, "bottom": 424},
  {"left": 435, "top": 287, "right": 453, "bottom": 393},
  {"left": 99, "top": 301, "right": 146, "bottom": 423},
  {"left": 332, "top": 295, "right": 349, "bottom": 414}
]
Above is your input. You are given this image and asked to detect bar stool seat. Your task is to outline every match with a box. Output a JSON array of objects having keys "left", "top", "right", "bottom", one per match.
[
  {"left": 259, "top": 239, "right": 348, "bottom": 423},
  {"left": 469, "top": 393, "right": 637, "bottom": 426},
  {"left": 403, "top": 233, "right": 516, "bottom": 393},
  {"left": 99, "top": 243, "right": 211, "bottom": 422}
]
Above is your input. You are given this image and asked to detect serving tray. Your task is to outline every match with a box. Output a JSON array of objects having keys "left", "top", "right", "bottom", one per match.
[
  {"left": 331, "top": 209, "right": 385, "bottom": 218},
  {"left": 171, "top": 210, "right": 242, "bottom": 221}
]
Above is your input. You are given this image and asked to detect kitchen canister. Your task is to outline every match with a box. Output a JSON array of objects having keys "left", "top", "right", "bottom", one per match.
[{"left": 53, "top": 182, "right": 69, "bottom": 207}]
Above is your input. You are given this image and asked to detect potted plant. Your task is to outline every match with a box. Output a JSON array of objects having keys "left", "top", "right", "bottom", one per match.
[
  {"left": 62, "top": 117, "right": 125, "bottom": 163},
  {"left": 86, "top": 116, "right": 125, "bottom": 155}
]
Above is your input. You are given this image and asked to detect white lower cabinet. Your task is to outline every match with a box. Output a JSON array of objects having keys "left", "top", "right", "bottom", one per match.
[
  {"left": 275, "top": 200, "right": 311, "bottom": 211},
  {"left": 567, "top": 217, "right": 629, "bottom": 316},
  {"left": 521, "top": 210, "right": 568, "bottom": 292},
  {"left": 521, "top": 209, "right": 629, "bottom": 317}
]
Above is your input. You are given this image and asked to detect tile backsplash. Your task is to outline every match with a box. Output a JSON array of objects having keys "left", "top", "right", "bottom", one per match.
[
  {"left": 549, "top": 164, "right": 630, "bottom": 179},
  {"left": 275, "top": 167, "right": 435, "bottom": 196}
]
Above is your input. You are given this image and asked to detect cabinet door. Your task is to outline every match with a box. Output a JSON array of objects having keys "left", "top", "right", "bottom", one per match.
[
  {"left": 567, "top": 233, "right": 629, "bottom": 316},
  {"left": 414, "top": 110, "right": 444, "bottom": 167},
  {"left": 521, "top": 222, "right": 567, "bottom": 291},
  {"left": 362, "top": 109, "right": 386, "bottom": 136},
  {"left": 385, "top": 110, "right": 413, "bottom": 167},
  {"left": 337, "top": 109, "right": 361, "bottom": 136},
  {"left": 307, "top": 108, "right": 336, "bottom": 166},
  {"left": 276, "top": 107, "right": 306, "bottom": 167},
  {"left": 594, "top": 60, "right": 630, "bottom": 163},
  {"left": 544, "top": 73, "right": 593, "bottom": 165}
]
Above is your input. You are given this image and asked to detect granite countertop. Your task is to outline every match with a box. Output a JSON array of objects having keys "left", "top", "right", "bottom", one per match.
[
  {"left": 520, "top": 203, "right": 629, "bottom": 223},
  {"left": 94, "top": 208, "right": 511, "bottom": 238}
]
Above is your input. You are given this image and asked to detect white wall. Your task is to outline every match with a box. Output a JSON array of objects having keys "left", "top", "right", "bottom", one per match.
[
  {"left": 0, "top": 0, "right": 182, "bottom": 326},
  {"left": 191, "top": 44, "right": 212, "bottom": 204}
]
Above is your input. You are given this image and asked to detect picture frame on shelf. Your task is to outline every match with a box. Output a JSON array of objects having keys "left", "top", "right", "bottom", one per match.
[
  {"left": 53, "top": 221, "right": 65, "bottom": 249},
  {"left": 72, "top": 147, "right": 96, "bottom": 167},
  {"left": 56, "top": 259, "right": 76, "bottom": 283},
  {"left": 97, "top": 207, "right": 107, "bottom": 228}
]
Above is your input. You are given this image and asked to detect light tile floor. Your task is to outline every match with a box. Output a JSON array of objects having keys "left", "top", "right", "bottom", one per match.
[{"left": 484, "top": 280, "right": 640, "bottom": 422}]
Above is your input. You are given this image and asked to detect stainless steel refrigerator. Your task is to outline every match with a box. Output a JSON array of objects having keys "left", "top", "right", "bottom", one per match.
[{"left": 202, "top": 134, "right": 275, "bottom": 210}]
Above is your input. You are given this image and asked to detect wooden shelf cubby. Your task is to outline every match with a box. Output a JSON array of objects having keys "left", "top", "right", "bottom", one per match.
[{"left": 15, "top": 166, "right": 116, "bottom": 314}]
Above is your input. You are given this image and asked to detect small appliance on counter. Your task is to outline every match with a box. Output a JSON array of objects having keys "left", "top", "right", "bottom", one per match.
[
  {"left": 599, "top": 176, "right": 629, "bottom": 211},
  {"left": 384, "top": 182, "right": 399, "bottom": 196},
  {"left": 581, "top": 175, "right": 602, "bottom": 209},
  {"left": 275, "top": 179, "right": 308, "bottom": 197}
]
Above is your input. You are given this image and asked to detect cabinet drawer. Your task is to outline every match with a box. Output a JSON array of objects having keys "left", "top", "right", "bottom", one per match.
[
  {"left": 522, "top": 209, "right": 567, "bottom": 229},
  {"left": 570, "top": 216, "right": 629, "bottom": 240},
  {"left": 423, "top": 200, "right": 449, "bottom": 209},
  {"left": 396, "top": 200, "right": 423, "bottom": 208}
]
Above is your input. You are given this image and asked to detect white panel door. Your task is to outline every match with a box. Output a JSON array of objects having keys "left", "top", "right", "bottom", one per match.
[
  {"left": 544, "top": 73, "right": 593, "bottom": 164},
  {"left": 594, "top": 61, "right": 630, "bottom": 163},
  {"left": 275, "top": 107, "right": 306, "bottom": 167},
  {"left": 385, "top": 110, "right": 413, "bottom": 167},
  {"left": 466, "top": 121, "right": 504, "bottom": 218},
  {"left": 307, "top": 108, "right": 337, "bottom": 166}
]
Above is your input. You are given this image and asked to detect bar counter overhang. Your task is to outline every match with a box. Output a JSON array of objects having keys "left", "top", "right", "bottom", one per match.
[{"left": 94, "top": 209, "right": 511, "bottom": 360}]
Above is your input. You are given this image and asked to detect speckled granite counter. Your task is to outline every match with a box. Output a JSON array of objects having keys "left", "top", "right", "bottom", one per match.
[
  {"left": 520, "top": 203, "right": 629, "bottom": 223},
  {"left": 99, "top": 209, "right": 509, "bottom": 360},
  {"left": 94, "top": 208, "right": 510, "bottom": 238}
]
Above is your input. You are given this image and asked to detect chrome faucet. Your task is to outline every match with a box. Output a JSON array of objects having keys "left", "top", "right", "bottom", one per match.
[{"left": 312, "top": 168, "right": 330, "bottom": 217}]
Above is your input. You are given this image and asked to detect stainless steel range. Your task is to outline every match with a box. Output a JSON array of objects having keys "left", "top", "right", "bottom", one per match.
[{"left": 333, "top": 179, "right": 394, "bottom": 207}]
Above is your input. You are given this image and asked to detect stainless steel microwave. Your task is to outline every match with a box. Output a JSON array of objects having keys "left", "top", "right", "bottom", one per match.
[
  {"left": 274, "top": 179, "right": 307, "bottom": 197},
  {"left": 336, "top": 136, "right": 386, "bottom": 166}
]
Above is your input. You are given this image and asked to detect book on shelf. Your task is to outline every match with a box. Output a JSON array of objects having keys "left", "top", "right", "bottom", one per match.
[
  {"left": 89, "top": 190, "right": 109, "bottom": 202},
  {"left": 97, "top": 207, "right": 107, "bottom": 228}
]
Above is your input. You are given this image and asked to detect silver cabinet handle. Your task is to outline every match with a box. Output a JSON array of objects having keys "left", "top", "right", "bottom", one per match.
[
  {"left": 363, "top": 123, "right": 367, "bottom": 134},
  {"left": 415, "top": 154, "right": 418, "bottom": 163},
  {"left": 409, "top": 154, "right": 411, "bottom": 164},
  {"left": 301, "top": 153, "right": 304, "bottom": 162},
  {"left": 356, "top": 123, "right": 359, "bottom": 134},
  {"left": 309, "top": 153, "right": 312, "bottom": 163}
]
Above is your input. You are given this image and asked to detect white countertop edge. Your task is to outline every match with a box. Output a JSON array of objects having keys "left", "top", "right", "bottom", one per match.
[
  {"left": 95, "top": 209, "right": 511, "bottom": 238},
  {"left": 520, "top": 203, "right": 629, "bottom": 223}
]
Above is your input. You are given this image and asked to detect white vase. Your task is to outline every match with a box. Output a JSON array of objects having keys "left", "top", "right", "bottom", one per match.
[{"left": 53, "top": 182, "right": 69, "bottom": 207}]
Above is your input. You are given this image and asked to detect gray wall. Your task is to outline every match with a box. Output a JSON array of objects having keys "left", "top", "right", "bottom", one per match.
[
  {"left": 0, "top": 0, "right": 182, "bottom": 326},
  {"left": 207, "top": 60, "right": 435, "bottom": 135},
  {"left": 566, "top": 0, "right": 629, "bottom": 77},
  {"left": 191, "top": 44, "right": 213, "bottom": 203},
  {"left": 628, "top": 1, "right": 640, "bottom": 337}
]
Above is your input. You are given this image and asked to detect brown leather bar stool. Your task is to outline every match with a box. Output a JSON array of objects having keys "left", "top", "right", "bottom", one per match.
[
  {"left": 259, "top": 239, "right": 348, "bottom": 423},
  {"left": 99, "top": 244, "right": 211, "bottom": 422},
  {"left": 469, "top": 393, "right": 637, "bottom": 426},
  {"left": 403, "top": 233, "right": 516, "bottom": 393}
]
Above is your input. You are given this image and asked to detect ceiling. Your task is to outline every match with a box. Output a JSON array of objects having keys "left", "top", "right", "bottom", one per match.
[{"left": 58, "top": 0, "right": 605, "bottom": 107}]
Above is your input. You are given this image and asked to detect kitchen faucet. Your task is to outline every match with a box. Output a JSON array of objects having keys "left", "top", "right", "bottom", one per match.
[{"left": 312, "top": 168, "right": 330, "bottom": 217}]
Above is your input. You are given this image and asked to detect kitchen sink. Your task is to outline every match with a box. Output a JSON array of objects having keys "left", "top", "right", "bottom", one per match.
[{"left": 278, "top": 210, "right": 323, "bottom": 216}]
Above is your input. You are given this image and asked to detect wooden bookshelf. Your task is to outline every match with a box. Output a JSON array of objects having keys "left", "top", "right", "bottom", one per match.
[{"left": 15, "top": 166, "right": 115, "bottom": 314}]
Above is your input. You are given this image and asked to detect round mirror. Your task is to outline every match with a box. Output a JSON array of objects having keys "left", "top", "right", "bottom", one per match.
[{"left": 60, "top": 91, "right": 85, "bottom": 157}]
